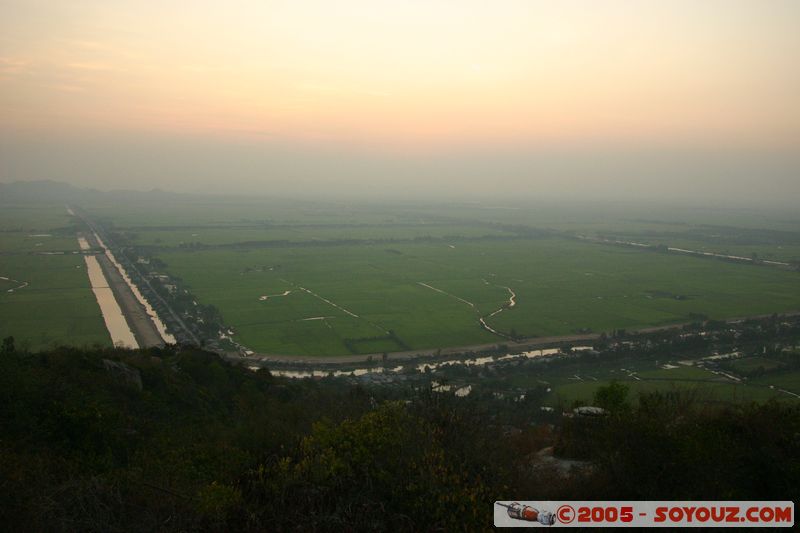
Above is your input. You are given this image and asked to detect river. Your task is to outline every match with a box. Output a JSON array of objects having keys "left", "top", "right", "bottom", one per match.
[
  {"left": 261, "top": 345, "right": 593, "bottom": 379},
  {"left": 79, "top": 236, "right": 139, "bottom": 348},
  {"left": 94, "top": 234, "right": 176, "bottom": 344}
]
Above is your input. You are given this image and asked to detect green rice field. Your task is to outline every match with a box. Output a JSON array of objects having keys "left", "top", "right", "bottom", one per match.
[
  {"left": 499, "top": 356, "right": 798, "bottom": 407},
  {"left": 0, "top": 204, "right": 110, "bottom": 350},
  {"left": 3, "top": 192, "right": 800, "bottom": 357},
  {"left": 153, "top": 237, "right": 800, "bottom": 356}
]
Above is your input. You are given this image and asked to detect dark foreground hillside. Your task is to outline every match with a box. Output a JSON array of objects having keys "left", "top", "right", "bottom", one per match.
[{"left": 1, "top": 342, "right": 799, "bottom": 531}]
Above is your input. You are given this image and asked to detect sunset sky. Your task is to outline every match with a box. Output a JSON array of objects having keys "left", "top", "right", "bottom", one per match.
[{"left": 1, "top": 0, "right": 798, "bottom": 202}]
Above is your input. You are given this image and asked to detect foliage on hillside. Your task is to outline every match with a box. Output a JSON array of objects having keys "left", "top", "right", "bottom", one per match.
[{"left": 1, "top": 343, "right": 799, "bottom": 531}]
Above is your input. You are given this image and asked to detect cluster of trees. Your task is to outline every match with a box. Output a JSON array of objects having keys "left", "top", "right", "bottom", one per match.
[
  {"left": 717, "top": 350, "right": 800, "bottom": 380},
  {"left": 2, "top": 345, "right": 799, "bottom": 531},
  {"left": 558, "top": 382, "right": 800, "bottom": 500}
]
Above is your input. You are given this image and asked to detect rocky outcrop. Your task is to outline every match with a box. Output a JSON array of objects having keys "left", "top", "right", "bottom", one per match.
[{"left": 102, "top": 359, "right": 143, "bottom": 391}]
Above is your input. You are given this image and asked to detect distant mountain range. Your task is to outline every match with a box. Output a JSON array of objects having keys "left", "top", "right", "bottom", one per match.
[{"left": 0, "top": 180, "right": 181, "bottom": 204}]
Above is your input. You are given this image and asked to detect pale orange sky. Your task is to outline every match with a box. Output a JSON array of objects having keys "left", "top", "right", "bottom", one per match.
[
  {"left": 2, "top": 0, "right": 799, "bottom": 147},
  {"left": 1, "top": 1, "right": 799, "bottom": 203}
]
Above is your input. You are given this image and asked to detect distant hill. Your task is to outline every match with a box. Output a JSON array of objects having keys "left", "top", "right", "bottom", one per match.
[
  {"left": 0, "top": 179, "right": 183, "bottom": 205},
  {"left": 0, "top": 179, "right": 94, "bottom": 203}
]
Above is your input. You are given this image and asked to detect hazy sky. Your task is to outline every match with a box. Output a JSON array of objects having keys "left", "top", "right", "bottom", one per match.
[{"left": 1, "top": 0, "right": 798, "bottom": 204}]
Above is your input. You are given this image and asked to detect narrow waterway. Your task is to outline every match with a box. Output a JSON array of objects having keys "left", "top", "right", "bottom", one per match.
[
  {"left": 262, "top": 346, "right": 594, "bottom": 379},
  {"left": 576, "top": 234, "right": 791, "bottom": 267},
  {"left": 667, "top": 247, "right": 790, "bottom": 266},
  {"left": 480, "top": 286, "right": 517, "bottom": 338},
  {"left": 79, "top": 236, "right": 138, "bottom": 348},
  {"left": 94, "top": 234, "right": 176, "bottom": 344},
  {"left": 417, "top": 280, "right": 518, "bottom": 339},
  {"left": 296, "top": 285, "right": 360, "bottom": 318},
  {"left": 417, "top": 281, "right": 476, "bottom": 308},
  {"left": 0, "top": 275, "right": 29, "bottom": 293}
]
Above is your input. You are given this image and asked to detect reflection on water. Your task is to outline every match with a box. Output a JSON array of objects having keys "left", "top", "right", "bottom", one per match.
[
  {"left": 455, "top": 385, "right": 472, "bottom": 397},
  {"left": 264, "top": 367, "right": 388, "bottom": 379},
  {"left": 258, "top": 346, "right": 593, "bottom": 380},
  {"left": 95, "top": 234, "right": 176, "bottom": 344},
  {"left": 84, "top": 254, "right": 138, "bottom": 348},
  {"left": 416, "top": 347, "right": 568, "bottom": 372}
]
